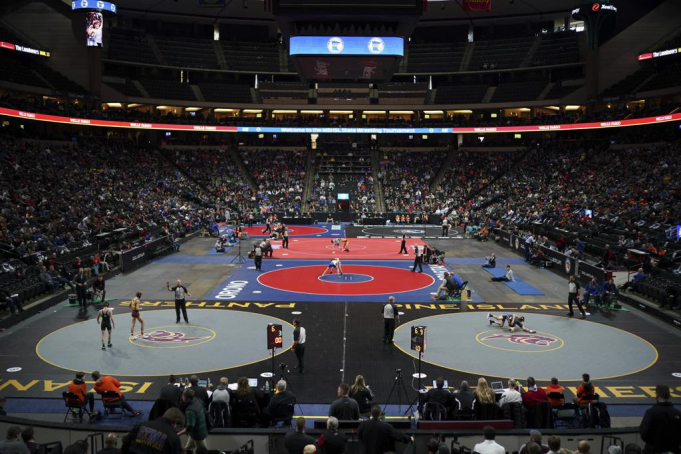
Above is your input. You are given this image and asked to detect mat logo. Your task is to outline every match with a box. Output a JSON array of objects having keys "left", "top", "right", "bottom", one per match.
[
  {"left": 140, "top": 330, "right": 211, "bottom": 344},
  {"left": 482, "top": 333, "right": 558, "bottom": 347},
  {"left": 401, "top": 230, "right": 425, "bottom": 234},
  {"left": 564, "top": 259, "right": 572, "bottom": 274}
]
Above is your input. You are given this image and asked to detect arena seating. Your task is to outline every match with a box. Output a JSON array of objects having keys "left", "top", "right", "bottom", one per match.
[
  {"left": 105, "top": 79, "right": 144, "bottom": 98},
  {"left": 259, "top": 82, "right": 309, "bottom": 103},
  {"left": 433, "top": 84, "right": 488, "bottom": 104},
  {"left": 380, "top": 150, "right": 444, "bottom": 214},
  {"left": 468, "top": 36, "right": 536, "bottom": 70},
  {"left": 491, "top": 80, "right": 548, "bottom": 103},
  {"left": 199, "top": 82, "right": 253, "bottom": 103},
  {"left": 531, "top": 31, "right": 581, "bottom": 67},
  {"left": 220, "top": 41, "right": 280, "bottom": 72},
  {"left": 139, "top": 79, "right": 198, "bottom": 101},
  {"left": 406, "top": 42, "right": 467, "bottom": 73},
  {"left": 600, "top": 67, "right": 656, "bottom": 98},
  {"left": 154, "top": 35, "right": 219, "bottom": 69},
  {"left": 0, "top": 55, "right": 50, "bottom": 89},
  {"left": 108, "top": 28, "right": 159, "bottom": 65}
]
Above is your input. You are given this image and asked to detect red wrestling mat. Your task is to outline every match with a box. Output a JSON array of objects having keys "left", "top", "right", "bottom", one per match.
[
  {"left": 243, "top": 226, "right": 328, "bottom": 237},
  {"left": 268, "top": 238, "right": 427, "bottom": 260},
  {"left": 257, "top": 264, "right": 435, "bottom": 295}
]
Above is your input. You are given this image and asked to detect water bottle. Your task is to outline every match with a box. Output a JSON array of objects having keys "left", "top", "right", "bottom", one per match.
[{"left": 265, "top": 380, "right": 270, "bottom": 392}]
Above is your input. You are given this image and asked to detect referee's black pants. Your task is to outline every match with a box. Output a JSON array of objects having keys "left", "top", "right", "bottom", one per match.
[
  {"left": 568, "top": 293, "right": 585, "bottom": 316},
  {"left": 175, "top": 299, "right": 188, "bottom": 322},
  {"left": 295, "top": 343, "right": 305, "bottom": 372},
  {"left": 412, "top": 257, "right": 423, "bottom": 272},
  {"left": 384, "top": 318, "right": 396, "bottom": 343},
  {"left": 282, "top": 237, "right": 289, "bottom": 249},
  {"left": 399, "top": 242, "right": 407, "bottom": 254}
]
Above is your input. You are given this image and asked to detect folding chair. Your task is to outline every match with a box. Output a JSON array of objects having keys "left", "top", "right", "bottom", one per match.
[
  {"left": 62, "top": 392, "right": 88, "bottom": 423},
  {"left": 101, "top": 391, "right": 124, "bottom": 419}
]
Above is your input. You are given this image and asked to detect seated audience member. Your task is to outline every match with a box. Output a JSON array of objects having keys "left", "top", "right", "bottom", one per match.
[
  {"left": 92, "top": 371, "right": 141, "bottom": 417},
  {"left": 92, "top": 276, "right": 106, "bottom": 303},
  {"left": 576, "top": 374, "right": 597, "bottom": 405},
  {"left": 435, "top": 272, "right": 463, "bottom": 299},
  {"left": 39, "top": 266, "right": 59, "bottom": 292},
  {"left": 357, "top": 405, "right": 413, "bottom": 454},
  {"left": 188, "top": 375, "right": 210, "bottom": 409},
  {"left": 581, "top": 278, "right": 602, "bottom": 306},
  {"left": 316, "top": 417, "right": 346, "bottom": 454},
  {"left": 519, "top": 431, "right": 550, "bottom": 454},
  {"left": 473, "top": 426, "right": 505, "bottom": 454},
  {"left": 49, "top": 266, "right": 75, "bottom": 291},
  {"left": 522, "top": 377, "right": 548, "bottom": 411},
  {"left": 547, "top": 435, "right": 570, "bottom": 454},
  {"left": 96, "top": 434, "right": 120, "bottom": 454},
  {"left": 482, "top": 253, "right": 497, "bottom": 268},
  {"left": 620, "top": 268, "right": 645, "bottom": 292},
  {"left": 425, "top": 377, "right": 453, "bottom": 416},
  {"left": 211, "top": 377, "right": 231, "bottom": 405},
  {"left": 68, "top": 371, "right": 97, "bottom": 417},
  {"left": 546, "top": 378, "right": 565, "bottom": 408},
  {"left": 639, "top": 385, "right": 681, "bottom": 454},
  {"left": 20, "top": 428, "right": 38, "bottom": 454},
  {"left": 499, "top": 379, "right": 522, "bottom": 407},
  {"left": 427, "top": 438, "right": 450, "bottom": 454},
  {"left": 602, "top": 279, "right": 619, "bottom": 305},
  {"left": 348, "top": 375, "right": 373, "bottom": 416},
  {"left": 474, "top": 378, "right": 496, "bottom": 405},
  {"left": 526, "top": 442, "right": 544, "bottom": 454},
  {"left": 284, "top": 418, "right": 316, "bottom": 454},
  {"left": 577, "top": 441, "right": 592, "bottom": 454},
  {"left": 159, "top": 375, "right": 183, "bottom": 407},
  {"left": 0, "top": 426, "right": 30, "bottom": 454},
  {"left": 231, "top": 377, "right": 261, "bottom": 428},
  {"left": 266, "top": 380, "right": 296, "bottom": 423},
  {"left": 121, "top": 408, "right": 184, "bottom": 454},
  {"left": 328, "top": 383, "right": 359, "bottom": 421},
  {"left": 63, "top": 440, "right": 88, "bottom": 454},
  {"left": 455, "top": 381, "right": 475, "bottom": 414},
  {"left": 0, "top": 289, "right": 23, "bottom": 315}
]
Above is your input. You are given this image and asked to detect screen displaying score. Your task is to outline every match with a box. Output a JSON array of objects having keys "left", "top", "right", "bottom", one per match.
[{"left": 290, "top": 36, "right": 404, "bottom": 57}]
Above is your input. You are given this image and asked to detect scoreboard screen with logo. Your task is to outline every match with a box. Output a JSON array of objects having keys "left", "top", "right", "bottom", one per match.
[{"left": 290, "top": 36, "right": 404, "bottom": 57}]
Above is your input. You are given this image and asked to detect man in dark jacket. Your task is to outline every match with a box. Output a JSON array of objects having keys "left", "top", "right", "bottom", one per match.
[
  {"left": 317, "top": 417, "right": 346, "bottom": 454},
  {"left": 357, "top": 405, "right": 413, "bottom": 454},
  {"left": 284, "top": 418, "right": 316, "bottom": 454},
  {"left": 121, "top": 408, "right": 184, "bottom": 454},
  {"left": 328, "top": 383, "right": 359, "bottom": 421},
  {"left": 266, "top": 380, "right": 296, "bottom": 423},
  {"left": 639, "top": 385, "right": 681, "bottom": 454},
  {"left": 425, "top": 377, "right": 452, "bottom": 417},
  {"left": 187, "top": 375, "right": 210, "bottom": 409},
  {"left": 178, "top": 389, "right": 208, "bottom": 450},
  {"left": 158, "top": 375, "right": 182, "bottom": 407}
]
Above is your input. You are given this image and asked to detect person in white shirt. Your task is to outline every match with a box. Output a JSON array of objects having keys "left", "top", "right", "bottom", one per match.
[
  {"left": 211, "top": 377, "right": 231, "bottom": 404},
  {"left": 498, "top": 379, "right": 523, "bottom": 407},
  {"left": 490, "top": 265, "right": 515, "bottom": 282},
  {"left": 474, "top": 426, "right": 506, "bottom": 454}
]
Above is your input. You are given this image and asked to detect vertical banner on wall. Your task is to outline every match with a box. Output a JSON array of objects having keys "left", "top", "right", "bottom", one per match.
[
  {"left": 462, "top": 0, "right": 492, "bottom": 11},
  {"left": 86, "top": 12, "right": 103, "bottom": 47}
]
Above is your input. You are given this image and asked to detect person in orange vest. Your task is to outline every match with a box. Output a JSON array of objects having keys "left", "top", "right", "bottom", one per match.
[
  {"left": 66, "top": 372, "right": 97, "bottom": 417},
  {"left": 546, "top": 378, "right": 565, "bottom": 409},
  {"left": 91, "top": 371, "right": 142, "bottom": 417}
]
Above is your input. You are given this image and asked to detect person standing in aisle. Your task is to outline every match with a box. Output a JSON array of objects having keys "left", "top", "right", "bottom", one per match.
[
  {"left": 292, "top": 319, "right": 306, "bottom": 373},
  {"left": 167, "top": 279, "right": 191, "bottom": 324},
  {"left": 567, "top": 275, "right": 586, "bottom": 318},
  {"left": 74, "top": 268, "right": 88, "bottom": 307},
  {"left": 382, "top": 296, "right": 399, "bottom": 345}
]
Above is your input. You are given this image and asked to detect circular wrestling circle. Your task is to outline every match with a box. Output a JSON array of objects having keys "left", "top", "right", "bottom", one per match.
[
  {"left": 393, "top": 312, "right": 658, "bottom": 381},
  {"left": 36, "top": 310, "right": 293, "bottom": 376},
  {"left": 243, "top": 226, "right": 328, "bottom": 237},
  {"left": 258, "top": 265, "right": 435, "bottom": 295}
]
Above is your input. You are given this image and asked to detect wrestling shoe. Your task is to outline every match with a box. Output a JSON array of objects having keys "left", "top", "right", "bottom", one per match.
[
  {"left": 101, "top": 344, "right": 106, "bottom": 350},
  {"left": 107, "top": 342, "right": 112, "bottom": 347}
]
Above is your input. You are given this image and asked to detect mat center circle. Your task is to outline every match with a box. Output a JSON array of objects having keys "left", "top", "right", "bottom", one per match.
[
  {"left": 476, "top": 329, "right": 564, "bottom": 353},
  {"left": 130, "top": 325, "right": 216, "bottom": 349},
  {"left": 318, "top": 273, "right": 374, "bottom": 284}
]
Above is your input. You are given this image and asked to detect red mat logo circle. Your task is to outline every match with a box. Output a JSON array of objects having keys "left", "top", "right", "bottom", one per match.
[
  {"left": 257, "top": 265, "right": 435, "bottom": 295},
  {"left": 243, "top": 226, "right": 328, "bottom": 237}
]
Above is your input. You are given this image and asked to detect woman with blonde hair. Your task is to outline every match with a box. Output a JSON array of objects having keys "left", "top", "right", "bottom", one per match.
[
  {"left": 474, "top": 377, "right": 496, "bottom": 404},
  {"left": 349, "top": 375, "right": 374, "bottom": 416}
]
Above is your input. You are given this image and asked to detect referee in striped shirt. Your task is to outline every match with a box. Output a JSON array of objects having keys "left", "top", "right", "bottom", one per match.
[
  {"left": 292, "top": 319, "right": 306, "bottom": 373},
  {"left": 167, "top": 279, "right": 192, "bottom": 324}
]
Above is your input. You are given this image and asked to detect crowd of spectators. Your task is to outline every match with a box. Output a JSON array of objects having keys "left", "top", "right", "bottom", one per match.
[{"left": 379, "top": 150, "right": 444, "bottom": 214}]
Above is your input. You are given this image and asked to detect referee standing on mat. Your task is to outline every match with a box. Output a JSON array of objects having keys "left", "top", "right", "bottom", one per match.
[
  {"left": 412, "top": 245, "right": 424, "bottom": 273},
  {"left": 398, "top": 232, "right": 408, "bottom": 254},
  {"left": 292, "top": 319, "right": 306, "bottom": 373},
  {"left": 442, "top": 217, "right": 449, "bottom": 236},
  {"left": 382, "top": 296, "right": 399, "bottom": 344},
  {"left": 282, "top": 227, "right": 289, "bottom": 249},
  {"left": 167, "top": 279, "right": 192, "bottom": 324},
  {"left": 254, "top": 243, "right": 263, "bottom": 270}
]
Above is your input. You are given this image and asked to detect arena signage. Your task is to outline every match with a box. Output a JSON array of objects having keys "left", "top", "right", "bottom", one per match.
[
  {"left": 1, "top": 107, "right": 680, "bottom": 134},
  {"left": 638, "top": 47, "right": 680, "bottom": 61},
  {"left": 0, "top": 41, "right": 50, "bottom": 57},
  {"left": 289, "top": 36, "right": 404, "bottom": 57},
  {"left": 71, "top": 0, "right": 117, "bottom": 13}
]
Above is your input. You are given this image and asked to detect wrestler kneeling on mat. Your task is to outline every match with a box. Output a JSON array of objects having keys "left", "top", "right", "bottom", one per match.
[
  {"left": 321, "top": 258, "right": 343, "bottom": 277},
  {"left": 487, "top": 313, "right": 536, "bottom": 333}
]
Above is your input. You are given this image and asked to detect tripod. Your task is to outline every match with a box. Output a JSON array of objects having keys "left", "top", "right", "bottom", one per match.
[
  {"left": 231, "top": 233, "right": 246, "bottom": 264},
  {"left": 383, "top": 369, "right": 415, "bottom": 417},
  {"left": 277, "top": 364, "right": 304, "bottom": 415}
]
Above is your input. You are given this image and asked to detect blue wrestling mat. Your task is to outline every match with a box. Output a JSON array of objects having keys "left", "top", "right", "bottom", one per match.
[{"left": 484, "top": 267, "right": 544, "bottom": 295}]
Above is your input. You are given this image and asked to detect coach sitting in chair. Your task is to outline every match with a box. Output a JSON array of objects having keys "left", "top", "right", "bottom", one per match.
[
  {"left": 435, "top": 272, "right": 464, "bottom": 300},
  {"left": 581, "top": 278, "right": 602, "bottom": 306},
  {"left": 266, "top": 380, "right": 296, "bottom": 426},
  {"left": 424, "top": 377, "right": 454, "bottom": 419},
  {"left": 92, "top": 371, "right": 141, "bottom": 417}
]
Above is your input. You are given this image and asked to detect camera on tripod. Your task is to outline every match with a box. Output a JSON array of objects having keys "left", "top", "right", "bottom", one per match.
[
  {"left": 395, "top": 368, "right": 402, "bottom": 373},
  {"left": 279, "top": 363, "right": 288, "bottom": 370}
]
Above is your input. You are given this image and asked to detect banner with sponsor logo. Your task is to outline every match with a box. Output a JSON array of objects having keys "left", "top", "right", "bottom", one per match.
[
  {"left": 577, "top": 260, "right": 607, "bottom": 284},
  {"left": 463, "top": 0, "right": 491, "bottom": 11},
  {"left": 120, "top": 237, "right": 167, "bottom": 273}
]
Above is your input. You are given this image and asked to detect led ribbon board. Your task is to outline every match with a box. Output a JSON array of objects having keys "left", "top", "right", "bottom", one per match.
[
  {"left": 71, "top": 0, "right": 117, "bottom": 13},
  {"left": 290, "top": 36, "right": 404, "bottom": 57}
]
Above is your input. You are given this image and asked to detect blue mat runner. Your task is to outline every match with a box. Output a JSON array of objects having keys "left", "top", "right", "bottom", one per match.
[{"left": 483, "top": 268, "right": 543, "bottom": 295}]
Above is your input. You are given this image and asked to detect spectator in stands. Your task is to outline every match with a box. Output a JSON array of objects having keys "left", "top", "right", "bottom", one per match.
[
  {"left": 348, "top": 375, "right": 373, "bottom": 417},
  {"left": 621, "top": 268, "right": 645, "bottom": 292},
  {"left": 316, "top": 417, "right": 346, "bottom": 454},
  {"left": 602, "top": 279, "right": 619, "bottom": 306},
  {"left": 39, "top": 266, "right": 59, "bottom": 292},
  {"left": 96, "top": 434, "right": 120, "bottom": 454},
  {"left": 284, "top": 417, "right": 316, "bottom": 454},
  {"left": 577, "top": 441, "right": 592, "bottom": 454},
  {"left": 624, "top": 444, "right": 642, "bottom": 454},
  {"left": 158, "top": 375, "right": 182, "bottom": 407},
  {"left": 48, "top": 266, "right": 75, "bottom": 291},
  {"left": 499, "top": 379, "right": 522, "bottom": 407},
  {"left": 576, "top": 374, "right": 596, "bottom": 405},
  {"left": 231, "top": 377, "right": 261, "bottom": 428},
  {"left": 357, "top": 405, "right": 413, "bottom": 454},
  {"left": 547, "top": 436, "right": 570, "bottom": 454},
  {"left": 454, "top": 380, "right": 475, "bottom": 414},
  {"left": 121, "top": 407, "right": 184, "bottom": 454},
  {"left": 639, "top": 385, "right": 681, "bottom": 454},
  {"left": 473, "top": 426, "right": 505, "bottom": 454},
  {"left": 20, "top": 428, "right": 38, "bottom": 454},
  {"left": 600, "top": 245, "right": 614, "bottom": 270},
  {"left": 425, "top": 377, "right": 453, "bottom": 416},
  {"left": 68, "top": 371, "right": 97, "bottom": 417},
  {"left": 91, "top": 371, "right": 141, "bottom": 417},
  {"left": 63, "top": 440, "right": 88, "bottom": 454},
  {"left": 0, "top": 426, "right": 29, "bottom": 454},
  {"left": 522, "top": 377, "right": 548, "bottom": 411},
  {"left": 519, "top": 431, "right": 549, "bottom": 454},
  {"left": 526, "top": 443, "right": 543, "bottom": 454},
  {"left": 328, "top": 383, "right": 359, "bottom": 421},
  {"left": 546, "top": 378, "right": 565, "bottom": 408},
  {"left": 0, "top": 289, "right": 22, "bottom": 316},
  {"left": 188, "top": 375, "right": 210, "bottom": 409},
  {"left": 474, "top": 378, "right": 496, "bottom": 404},
  {"left": 178, "top": 389, "right": 208, "bottom": 450},
  {"left": 211, "top": 377, "right": 231, "bottom": 405},
  {"left": 266, "top": 380, "right": 296, "bottom": 424},
  {"left": 576, "top": 237, "right": 586, "bottom": 260}
]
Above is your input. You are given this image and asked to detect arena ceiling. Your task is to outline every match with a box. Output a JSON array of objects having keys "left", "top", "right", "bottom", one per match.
[{"left": 106, "top": 0, "right": 579, "bottom": 24}]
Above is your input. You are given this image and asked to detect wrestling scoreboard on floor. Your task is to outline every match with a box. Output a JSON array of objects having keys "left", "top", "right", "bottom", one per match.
[
  {"left": 411, "top": 325, "right": 426, "bottom": 352},
  {"left": 267, "top": 323, "right": 283, "bottom": 350}
]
